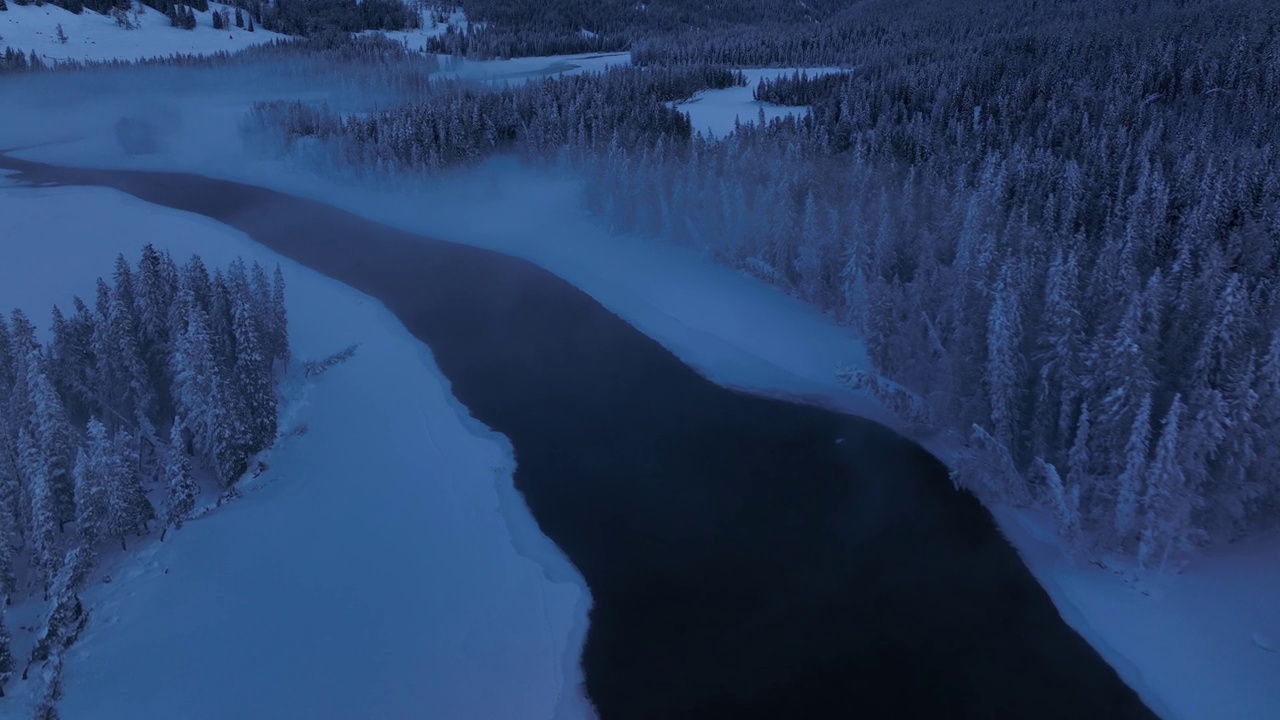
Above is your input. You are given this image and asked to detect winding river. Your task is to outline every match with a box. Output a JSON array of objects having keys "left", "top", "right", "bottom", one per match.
[{"left": 0, "top": 155, "right": 1156, "bottom": 720}]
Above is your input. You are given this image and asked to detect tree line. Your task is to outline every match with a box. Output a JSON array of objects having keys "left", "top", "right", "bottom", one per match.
[
  {"left": 0, "top": 246, "right": 288, "bottom": 702},
  {"left": 241, "top": 64, "right": 742, "bottom": 173},
  {"left": 424, "top": 0, "right": 849, "bottom": 61},
  {"left": 240, "top": 0, "right": 1280, "bottom": 569}
]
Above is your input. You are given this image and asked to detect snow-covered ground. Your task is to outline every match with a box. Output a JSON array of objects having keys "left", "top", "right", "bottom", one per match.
[
  {"left": 0, "top": 184, "right": 593, "bottom": 720},
  {"left": 1, "top": 59, "right": 1277, "bottom": 720},
  {"left": 670, "top": 68, "right": 849, "bottom": 138},
  {"left": 358, "top": 6, "right": 468, "bottom": 53},
  {"left": 0, "top": 2, "right": 285, "bottom": 63}
]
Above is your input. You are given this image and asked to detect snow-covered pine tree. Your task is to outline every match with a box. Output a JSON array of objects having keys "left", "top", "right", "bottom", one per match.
[
  {"left": 986, "top": 266, "right": 1024, "bottom": 455},
  {"left": 1033, "top": 249, "right": 1083, "bottom": 459},
  {"left": 0, "top": 506, "right": 15, "bottom": 600},
  {"left": 47, "top": 300, "right": 99, "bottom": 425},
  {"left": 1037, "top": 457, "right": 1081, "bottom": 555},
  {"left": 170, "top": 295, "right": 238, "bottom": 484},
  {"left": 229, "top": 263, "right": 277, "bottom": 454},
  {"left": 1087, "top": 287, "right": 1158, "bottom": 478},
  {"left": 21, "top": 344, "right": 77, "bottom": 531},
  {"left": 1112, "top": 393, "right": 1152, "bottom": 553},
  {"left": 27, "top": 545, "right": 90, "bottom": 673},
  {"left": 103, "top": 427, "right": 153, "bottom": 551},
  {"left": 73, "top": 423, "right": 110, "bottom": 550},
  {"left": 0, "top": 317, "right": 14, "bottom": 410},
  {"left": 163, "top": 423, "right": 196, "bottom": 530},
  {"left": 135, "top": 244, "right": 177, "bottom": 422},
  {"left": 0, "top": 607, "right": 12, "bottom": 698},
  {"left": 271, "top": 264, "right": 289, "bottom": 366},
  {"left": 1138, "top": 394, "right": 1200, "bottom": 573},
  {"left": 20, "top": 428, "right": 62, "bottom": 588}
]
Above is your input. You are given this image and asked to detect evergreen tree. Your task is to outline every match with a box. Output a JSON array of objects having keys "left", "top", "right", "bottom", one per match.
[
  {"left": 104, "top": 427, "right": 153, "bottom": 549},
  {"left": 21, "top": 428, "right": 62, "bottom": 587},
  {"left": 270, "top": 264, "right": 289, "bottom": 366},
  {"left": 0, "top": 608, "right": 12, "bottom": 698},
  {"left": 22, "top": 344, "right": 77, "bottom": 530},
  {"left": 0, "top": 506, "right": 15, "bottom": 600},
  {"left": 163, "top": 423, "right": 196, "bottom": 530},
  {"left": 1112, "top": 393, "right": 1152, "bottom": 552},
  {"left": 212, "top": 6, "right": 223, "bottom": 29},
  {"left": 1034, "top": 250, "right": 1083, "bottom": 457},
  {"left": 235, "top": 6, "right": 243, "bottom": 27},
  {"left": 134, "top": 244, "right": 176, "bottom": 423},
  {"left": 170, "top": 296, "right": 236, "bottom": 483},
  {"left": 247, "top": 13, "right": 254, "bottom": 31},
  {"left": 1037, "top": 457, "right": 1081, "bottom": 554},
  {"left": 47, "top": 301, "right": 99, "bottom": 425},
  {"left": 73, "top": 423, "right": 110, "bottom": 549},
  {"left": 230, "top": 262, "right": 277, "bottom": 453},
  {"left": 986, "top": 266, "right": 1023, "bottom": 453},
  {"left": 1138, "top": 394, "right": 1200, "bottom": 572}
]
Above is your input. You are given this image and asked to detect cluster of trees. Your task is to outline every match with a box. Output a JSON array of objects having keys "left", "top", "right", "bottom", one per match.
[
  {"left": 244, "top": 0, "right": 1280, "bottom": 565},
  {"left": 240, "top": 0, "right": 419, "bottom": 36},
  {"left": 0, "top": 247, "right": 288, "bottom": 699},
  {"left": 588, "top": 0, "right": 1280, "bottom": 564},
  {"left": 242, "top": 64, "right": 743, "bottom": 172},
  {"left": 0, "top": 0, "right": 420, "bottom": 37},
  {"left": 425, "top": 0, "right": 847, "bottom": 61},
  {"left": 1, "top": 32, "right": 435, "bottom": 85},
  {"left": 0, "top": 47, "right": 46, "bottom": 73}
]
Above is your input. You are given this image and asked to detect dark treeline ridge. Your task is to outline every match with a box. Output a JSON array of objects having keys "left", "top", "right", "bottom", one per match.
[
  {"left": 2, "top": 0, "right": 211, "bottom": 22},
  {"left": 242, "top": 0, "right": 420, "bottom": 36},
  {"left": 243, "top": 0, "right": 1280, "bottom": 568},
  {"left": 0, "top": 0, "right": 419, "bottom": 35},
  {"left": 425, "top": 0, "right": 851, "bottom": 61},
  {"left": 0, "top": 247, "right": 288, "bottom": 706},
  {"left": 242, "top": 64, "right": 743, "bottom": 171},
  {"left": 1, "top": 32, "right": 439, "bottom": 83}
]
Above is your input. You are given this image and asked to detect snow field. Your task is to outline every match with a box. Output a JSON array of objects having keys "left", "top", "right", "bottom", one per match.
[
  {"left": 670, "top": 68, "right": 850, "bottom": 138},
  {"left": 0, "top": 2, "right": 285, "bottom": 64},
  {"left": 0, "top": 183, "right": 594, "bottom": 720}
]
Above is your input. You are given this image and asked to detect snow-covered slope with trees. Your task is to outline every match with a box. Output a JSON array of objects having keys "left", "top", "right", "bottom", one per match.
[
  {"left": 0, "top": 182, "right": 593, "bottom": 720},
  {"left": 0, "top": 2, "right": 283, "bottom": 63}
]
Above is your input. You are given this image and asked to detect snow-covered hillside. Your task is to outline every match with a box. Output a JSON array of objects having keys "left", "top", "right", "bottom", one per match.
[
  {"left": 0, "top": 182, "right": 593, "bottom": 720},
  {"left": 0, "top": 2, "right": 284, "bottom": 63}
]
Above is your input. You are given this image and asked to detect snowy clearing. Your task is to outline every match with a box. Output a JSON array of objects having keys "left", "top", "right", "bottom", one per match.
[
  {"left": 0, "top": 2, "right": 284, "bottom": 63},
  {"left": 358, "top": 6, "right": 468, "bottom": 53},
  {"left": 670, "top": 68, "right": 848, "bottom": 138},
  {"left": 0, "top": 183, "right": 592, "bottom": 720}
]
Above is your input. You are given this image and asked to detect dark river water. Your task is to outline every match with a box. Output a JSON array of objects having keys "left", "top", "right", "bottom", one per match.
[{"left": 0, "top": 155, "right": 1156, "bottom": 720}]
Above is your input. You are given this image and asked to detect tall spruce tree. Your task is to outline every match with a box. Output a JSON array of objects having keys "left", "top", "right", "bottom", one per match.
[
  {"left": 163, "top": 423, "right": 196, "bottom": 530},
  {"left": 0, "top": 608, "right": 12, "bottom": 698}
]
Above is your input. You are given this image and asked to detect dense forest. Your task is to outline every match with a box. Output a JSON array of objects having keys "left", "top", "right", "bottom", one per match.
[
  {"left": 233, "top": 0, "right": 1280, "bottom": 569},
  {"left": 0, "top": 0, "right": 420, "bottom": 35},
  {"left": 2, "top": 0, "right": 1276, "bottom": 569},
  {"left": 0, "top": 247, "right": 288, "bottom": 707},
  {"left": 423, "top": 0, "right": 851, "bottom": 60}
]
